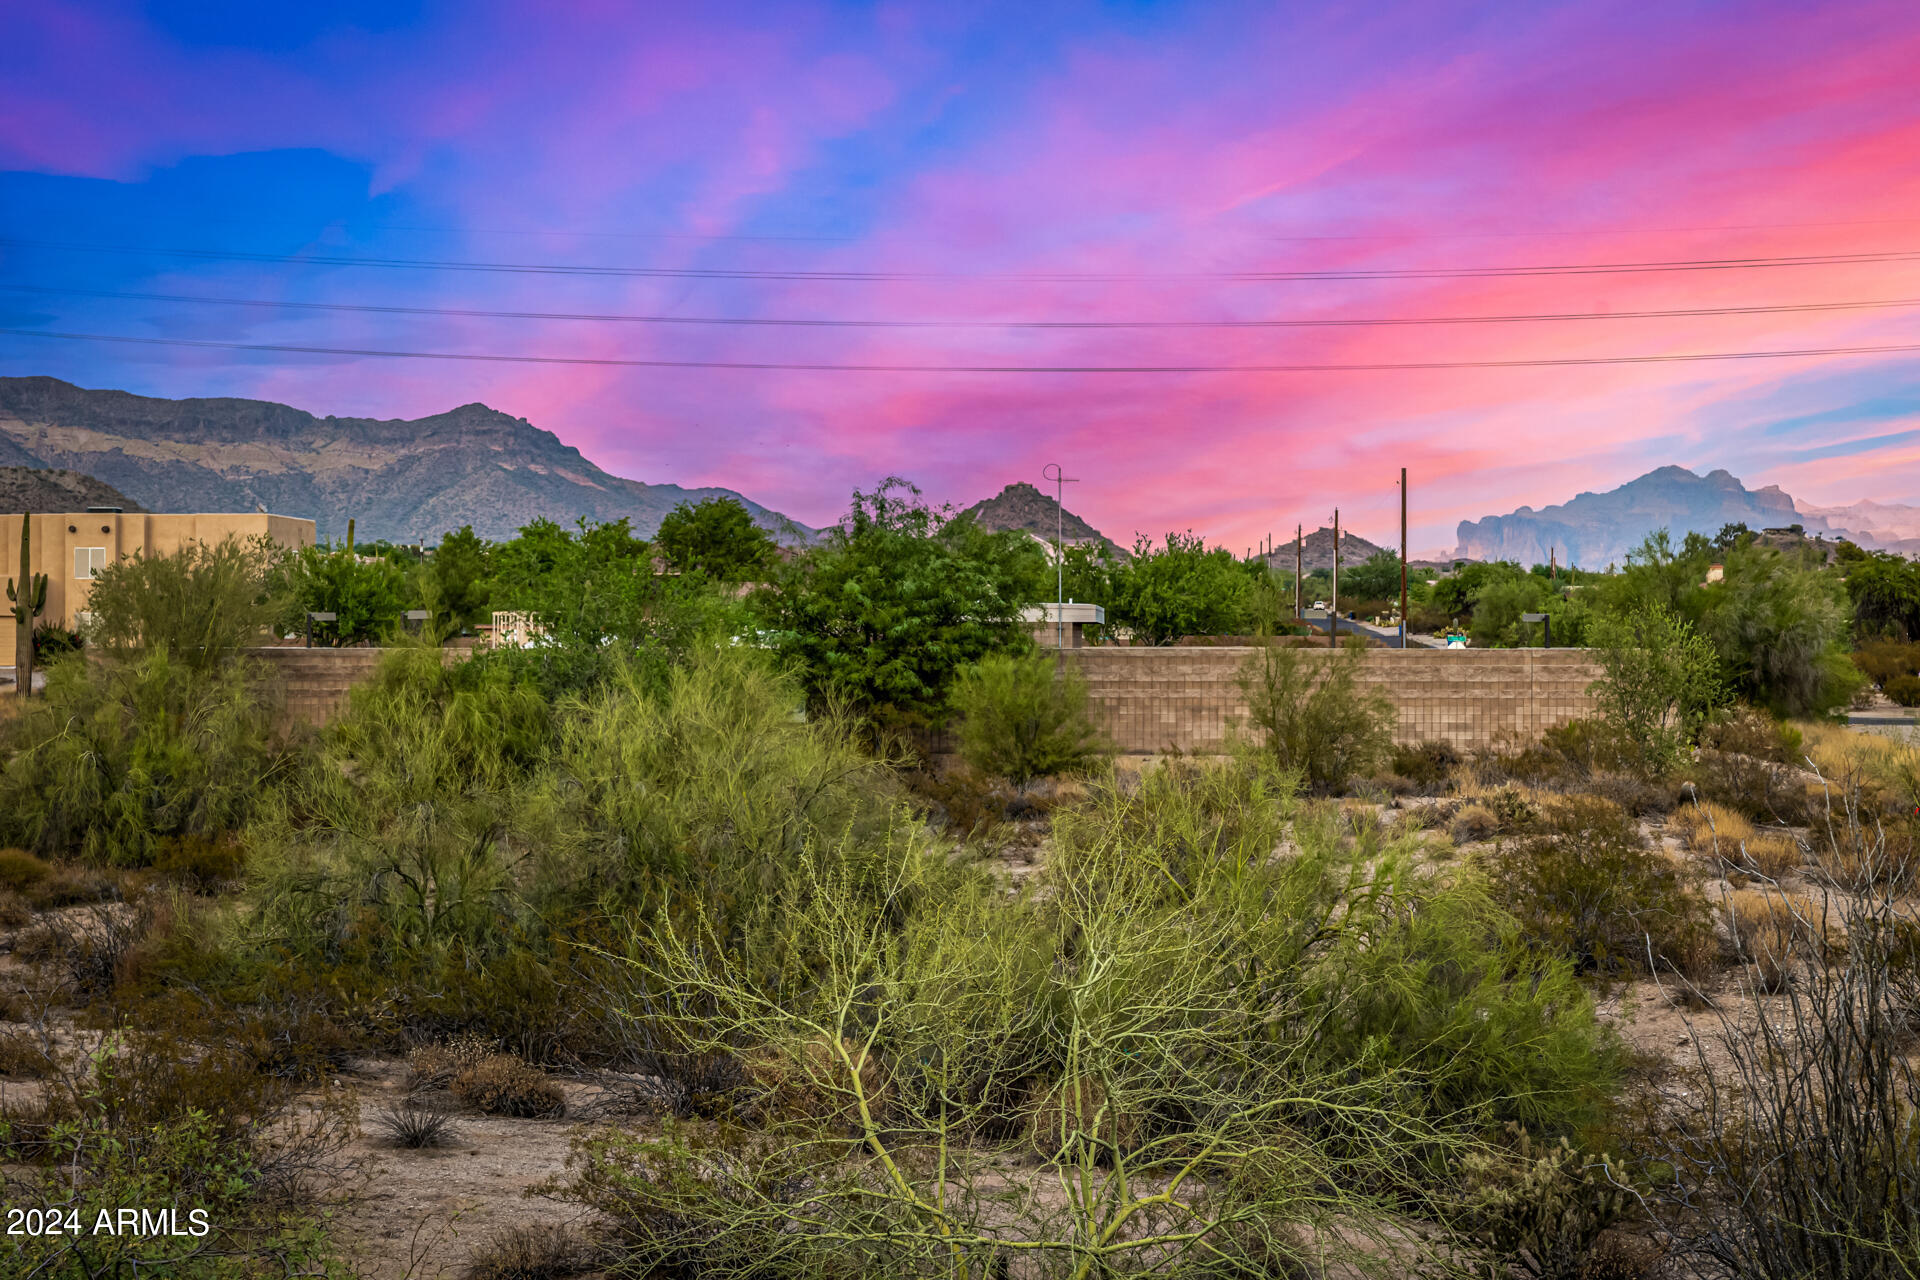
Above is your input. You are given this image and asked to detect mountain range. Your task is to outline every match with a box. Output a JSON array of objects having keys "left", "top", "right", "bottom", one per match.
[
  {"left": 1455, "top": 466, "right": 1920, "bottom": 567},
  {"left": 0, "top": 377, "right": 815, "bottom": 544}
]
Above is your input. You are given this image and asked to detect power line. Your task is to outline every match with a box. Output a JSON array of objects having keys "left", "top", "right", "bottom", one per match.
[
  {"left": 9, "top": 282, "right": 1920, "bottom": 330},
  {"left": 7, "top": 237, "right": 1920, "bottom": 283},
  {"left": 7, "top": 326, "right": 1920, "bottom": 373}
]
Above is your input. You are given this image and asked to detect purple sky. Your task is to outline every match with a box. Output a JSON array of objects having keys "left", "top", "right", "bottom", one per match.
[{"left": 4, "top": 1, "right": 1920, "bottom": 551}]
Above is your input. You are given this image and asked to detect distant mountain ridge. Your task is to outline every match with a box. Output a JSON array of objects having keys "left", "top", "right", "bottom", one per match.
[
  {"left": 0, "top": 377, "right": 816, "bottom": 544},
  {"left": 1450, "top": 466, "right": 1901, "bottom": 568},
  {"left": 0, "top": 466, "right": 143, "bottom": 515}
]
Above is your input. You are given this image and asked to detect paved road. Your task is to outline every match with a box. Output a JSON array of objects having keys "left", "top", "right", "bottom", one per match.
[
  {"left": 1300, "top": 617, "right": 1446, "bottom": 648},
  {"left": 1848, "top": 703, "right": 1920, "bottom": 742}
]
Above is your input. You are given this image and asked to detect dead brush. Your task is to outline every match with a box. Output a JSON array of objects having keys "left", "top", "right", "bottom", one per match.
[
  {"left": 406, "top": 1031, "right": 497, "bottom": 1092},
  {"left": 451, "top": 1054, "right": 566, "bottom": 1118},
  {"left": 1725, "top": 888, "right": 1837, "bottom": 991},
  {"left": 1674, "top": 795, "right": 1803, "bottom": 880}
]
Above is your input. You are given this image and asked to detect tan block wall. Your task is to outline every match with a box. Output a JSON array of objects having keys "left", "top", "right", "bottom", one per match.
[
  {"left": 244, "top": 643, "right": 1600, "bottom": 752},
  {"left": 248, "top": 646, "right": 475, "bottom": 726},
  {"left": 1, "top": 512, "right": 316, "bottom": 666},
  {"left": 1068, "top": 646, "right": 1603, "bottom": 754}
]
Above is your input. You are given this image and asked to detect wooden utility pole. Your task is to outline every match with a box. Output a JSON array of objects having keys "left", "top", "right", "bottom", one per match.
[
  {"left": 1330, "top": 509, "right": 1340, "bottom": 650},
  {"left": 1399, "top": 467, "right": 1408, "bottom": 650},
  {"left": 1294, "top": 525, "right": 1302, "bottom": 625}
]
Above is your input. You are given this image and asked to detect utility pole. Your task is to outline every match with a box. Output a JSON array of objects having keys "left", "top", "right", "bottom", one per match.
[
  {"left": 1399, "top": 467, "right": 1408, "bottom": 651},
  {"left": 1331, "top": 508, "right": 1340, "bottom": 650},
  {"left": 1294, "top": 524, "right": 1302, "bottom": 626},
  {"left": 1042, "top": 463, "right": 1078, "bottom": 650}
]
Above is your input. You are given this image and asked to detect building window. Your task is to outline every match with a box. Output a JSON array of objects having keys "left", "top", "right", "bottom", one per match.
[{"left": 74, "top": 547, "right": 108, "bottom": 579}]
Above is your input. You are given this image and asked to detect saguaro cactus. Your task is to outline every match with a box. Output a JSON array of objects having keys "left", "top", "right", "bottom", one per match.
[{"left": 6, "top": 511, "right": 48, "bottom": 698}]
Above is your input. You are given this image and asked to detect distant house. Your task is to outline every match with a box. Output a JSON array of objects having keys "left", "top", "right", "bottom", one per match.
[{"left": 0, "top": 510, "right": 315, "bottom": 667}]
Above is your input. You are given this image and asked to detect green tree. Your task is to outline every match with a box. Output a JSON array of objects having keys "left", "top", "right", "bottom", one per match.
[
  {"left": 1103, "top": 531, "right": 1252, "bottom": 644},
  {"left": 278, "top": 544, "right": 409, "bottom": 645},
  {"left": 951, "top": 651, "right": 1111, "bottom": 788},
  {"left": 425, "top": 525, "right": 491, "bottom": 633},
  {"left": 1708, "top": 546, "right": 1861, "bottom": 715},
  {"left": 486, "top": 516, "right": 735, "bottom": 696},
  {"left": 1429, "top": 560, "right": 1524, "bottom": 619},
  {"left": 1589, "top": 604, "right": 1726, "bottom": 777},
  {"left": 84, "top": 535, "right": 283, "bottom": 672},
  {"left": 756, "top": 479, "right": 1045, "bottom": 734},
  {"left": 1845, "top": 550, "right": 1920, "bottom": 641},
  {"left": 655, "top": 496, "right": 778, "bottom": 580},
  {"left": 1343, "top": 549, "right": 1405, "bottom": 603}
]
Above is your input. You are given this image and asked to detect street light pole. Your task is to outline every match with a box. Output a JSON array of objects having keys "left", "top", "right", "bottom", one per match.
[
  {"left": 1399, "top": 467, "right": 1408, "bottom": 650},
  {"left": 1042, "top": 464, "right": 1078, "bottom": 650}
]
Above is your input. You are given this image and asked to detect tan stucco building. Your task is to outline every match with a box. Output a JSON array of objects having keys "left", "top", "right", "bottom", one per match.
[{"left": 1, "top": 511, "right": 315, "bottom": 667}]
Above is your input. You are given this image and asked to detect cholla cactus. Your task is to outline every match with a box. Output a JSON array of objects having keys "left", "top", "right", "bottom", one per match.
[{"left": 7, "top": 511, "right": 48, "bottom": 698}]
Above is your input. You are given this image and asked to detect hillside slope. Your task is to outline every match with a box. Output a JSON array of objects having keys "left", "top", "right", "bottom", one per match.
[
  {"left": 0, "top": 466, "right": 144, "bottom": 514},
  {"left": 0, "top": 377, "right": 816, "bottom": 544}
]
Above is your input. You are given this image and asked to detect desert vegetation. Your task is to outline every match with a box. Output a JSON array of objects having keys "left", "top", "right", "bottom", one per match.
[{"left": 3, "top": 489, "right": 1919, "bottom": 1278}]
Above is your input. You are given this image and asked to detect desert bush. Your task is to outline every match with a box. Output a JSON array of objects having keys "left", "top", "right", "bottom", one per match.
[
  {"left": 1237, "top": 643, "right": 1396, "bottom": 793},
  {"left": 1854, "top": 638, "right": 1920, "bottom": 687},
  {"left": 0, "top": 846, "right": 50, "bottom": 892},
  {"left": 152, "top": 832, "right": 246, "bottom": 891},
  {"left": 22, "top": 864, "right": 119, "bottom": 909},
  {"left": 563, "top": 841, "right": 1466, "bottom": 1280},
  {"left": 1668, "top": 799, "right": 1754, "bottom": 853},
  {"left": 950, "top": 650, "right": 1110, "bottom": 789},
  {"left": 529, "top": 643, "right": 912, "bottom": 973},
  {"left": 1392, "top": 739, "right": 1462, "bottom": 790},
  {"left": 466, "top": 1221, "right": 595, "bottom": 1280},
  {"left": 83, "top": 534, "right": 284, "bottom": 672},
  {"left": 0, "top": 889, "right": 29, "bottom": 927},
  {"left": 451, "top": 1054, "right": 566, "bottom": 1118},
  {"left": 1889, "top": 674, "right": 1920, "bottom": 707},
  {"left": 408, "top": 1031, "right": 499, "bottom": 1091},
  {"left": 1484, "top": 794, "right": 1716, "bottom": 977},
  {"left": 1588, "top": 604, "right": 1726, "bottom": 777},
  {"left": 0, "top": 1029, "right": 351, "bottom": 1276},
  {"left": 0, "top": 649, "right": 285, "bottom": 865},
  {"left": 1648, "top": 794, "right": 1920, "bottom": 1278},
  {"left": 0, "top": 1026, "right": 55, "bottom": 1078},
  {"left": 374, "top": 1093, "right": 459, "bottom": 1149},
  {"left": 1724, "top": 887, "right": 1835, "bottom": 991},
  {"left": 1452, "top": 803, "right": 1502, "bottom": 844},
  {"left": 1446, "top": 1125, "right": 1632, "bottom": 1280}
]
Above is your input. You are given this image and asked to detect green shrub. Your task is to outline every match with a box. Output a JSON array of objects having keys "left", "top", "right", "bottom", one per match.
[
  {"left": 1236, "top": 643, "right": 1395, "bottom": 793},
  {"left": 83, "top": 534, "right": 283, "bottom": 672},
  {"left": 1888, "top": 674, "right": 1920, "bottom": 707},
  {"left": 1588, "top": 604, "right": 1727, "bottom": 778},
  {"left": 950, "top": 650, "right": 1110, "bottom": 789},
  {"left": 0, "top": 650, "right": 284, "bottom": 865},
  {"left": 152, "top": 834, "right": 245, "bottom": 891},
  {"left": 1483, "top": 794, "right": 1716, "bottom": 977},
  {"left": 0, "top": 847, "right": 51, "bottom": 893}
]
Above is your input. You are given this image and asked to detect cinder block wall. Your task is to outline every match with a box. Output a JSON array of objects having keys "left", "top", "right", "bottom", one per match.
[
  {"left": 251, "top": 643, "right": 1602, "bottom": 754},
  {"left": 248, "top": 647, "right": 474, "bottom": 725},
  {"left": 1067, "top": 647, "right": 1603, "bottom": 754}
]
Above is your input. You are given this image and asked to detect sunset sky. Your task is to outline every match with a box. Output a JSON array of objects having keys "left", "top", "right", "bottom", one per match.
[{"left": 4, "top": 1, "right": 1919, "bottom": 552}]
